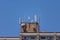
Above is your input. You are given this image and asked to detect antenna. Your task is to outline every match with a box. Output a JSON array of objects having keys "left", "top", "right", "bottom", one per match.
[
  {"left": 37, "top": 15, "right": 40, "bottom": 32},
  {"left": 28, "top": 16, "right": 30, "bottom": 22},
  {"left": 19, "top": 18, "right": 24, "bottom": 24},
  {"left": 38, "top": 15, "right": 40, "bottom": 24},
  {"left": 34, "top": 15, "right": 37, "bottom": 22}
]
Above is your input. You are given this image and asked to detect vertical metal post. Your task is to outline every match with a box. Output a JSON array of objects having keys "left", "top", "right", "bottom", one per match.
[
  {"left": 54, "top": 33, "right": 56, "bottom": 40},
  {"left": 37, "top": 16, "right": 40, "bottom": 32}
]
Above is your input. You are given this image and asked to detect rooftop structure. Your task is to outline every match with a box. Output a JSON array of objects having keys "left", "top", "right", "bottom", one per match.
[
  {"left": 19, "top": 15, "right": 60, "bottom": 40},
  {"left": 0, "top": 15, "right": 60, "bottom": 40}
]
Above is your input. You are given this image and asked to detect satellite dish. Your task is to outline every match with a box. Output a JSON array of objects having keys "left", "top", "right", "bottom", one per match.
[{"left": 21, "top": 23, "right": 25, "bottom": 26}]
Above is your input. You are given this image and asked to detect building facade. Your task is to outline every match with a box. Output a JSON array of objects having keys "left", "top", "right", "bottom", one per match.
[{"left": 20, "top": 22, "right": 60, "bottom": 40}]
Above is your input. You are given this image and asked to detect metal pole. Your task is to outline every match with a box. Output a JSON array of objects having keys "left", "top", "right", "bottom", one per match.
[{"left": 54, "top": 33, "right": 56, "bottom": 40}]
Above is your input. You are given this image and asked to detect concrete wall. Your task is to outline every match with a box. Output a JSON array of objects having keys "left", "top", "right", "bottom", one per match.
[
  {"left": 20, "top": 32, "right": 60, "bottom": 36},
  {"left": 21, "top": 22, "right": 38, "bottom": 33},
  {"left": 0, "top": 38, "right": 19, "bottom": 40}
]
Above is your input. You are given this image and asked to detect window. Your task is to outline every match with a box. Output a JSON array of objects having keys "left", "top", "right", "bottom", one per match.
[
  {"left": 47, "top": 36, "right": 54, "bottom": 40},
  {"left": 22, "top": 36, "right": 29, "bottom": 40},
  {"left": 31, "top": 37, "right": 35, "bottom": 39},
  {"left": 41, "top": 36, "right": 46, "bottom": 39}
]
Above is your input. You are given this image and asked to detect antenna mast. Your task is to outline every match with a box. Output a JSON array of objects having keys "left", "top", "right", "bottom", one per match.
[
  {"left": 37, "top": 15, "right": 40, "bottom": 32},
  {"left": 28, "top": 16, "right": 30, "bottom": 22},
  {"left": 34, "top": 15, "right": 37, "bottom": 22},
  {"left": 19, "top": 18, "right": 24, "bottom": 24}
]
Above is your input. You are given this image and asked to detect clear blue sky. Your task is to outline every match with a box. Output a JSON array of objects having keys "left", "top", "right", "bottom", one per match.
[{"left": 0, "top": 0, "right": 60, "bottom": 37}]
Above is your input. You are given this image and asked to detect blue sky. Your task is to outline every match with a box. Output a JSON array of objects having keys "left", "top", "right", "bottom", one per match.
[{"left": 0, "top": 0, "right": 60, "bottom": 37}]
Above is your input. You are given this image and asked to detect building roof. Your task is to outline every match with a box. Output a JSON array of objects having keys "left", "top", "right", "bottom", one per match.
[{"left": 20, "top": 32, "right": 60, "bottom": 36}]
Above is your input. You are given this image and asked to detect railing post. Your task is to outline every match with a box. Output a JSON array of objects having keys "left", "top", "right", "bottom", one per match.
[{"left": 37, "top": 33, "right": 39, "bottom": 40}]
